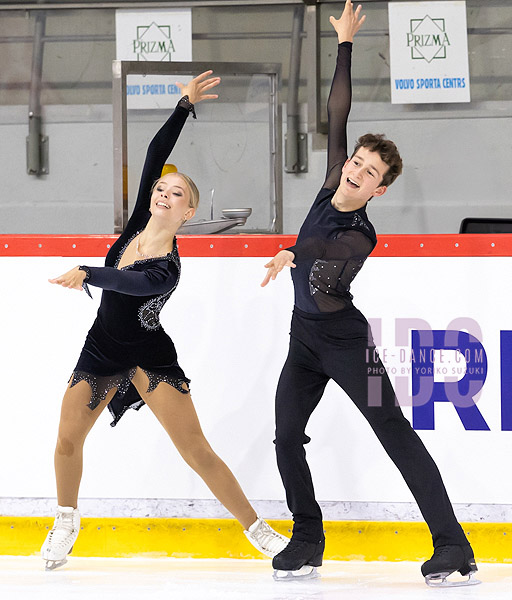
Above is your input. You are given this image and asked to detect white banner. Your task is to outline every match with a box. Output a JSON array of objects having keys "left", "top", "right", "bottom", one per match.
[
  {"left": 389, "top": 1, "right": 470, "bottom": 104},
  {"left": 116, "top": 9, "right": 192, "bottom": 110}
]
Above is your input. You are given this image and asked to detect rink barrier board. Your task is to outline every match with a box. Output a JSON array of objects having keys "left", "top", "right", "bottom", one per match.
[
  {"left": 3, "top": 234, "right": 511, "bottom": 563},
  {"left": 1, "top": 518, "right": 510, "bottom": 562},
  {"left": 2, "top": 233, "right": 512, "bottom": 257}
]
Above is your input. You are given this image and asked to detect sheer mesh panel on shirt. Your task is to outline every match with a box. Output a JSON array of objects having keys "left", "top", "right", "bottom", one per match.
[{"left": 306, "top": 229, "right": 374, "bottom": 312}]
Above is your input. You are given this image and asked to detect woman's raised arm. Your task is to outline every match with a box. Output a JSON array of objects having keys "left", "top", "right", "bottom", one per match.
[{"left": 130, "top": 71, "right": 220, "bottom": 221}]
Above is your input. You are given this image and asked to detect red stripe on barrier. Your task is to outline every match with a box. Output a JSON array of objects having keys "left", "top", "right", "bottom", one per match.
[
  {"left": 176, "top": 235, "right": 297, "bottom": 257},
  {"left": 1, "top": 234, "right": 512, "bottom": 257},
  {"left": 0, "top": 235, "right": 119, "bottom": 257},
  {"left": 372, "top": 234, "right": 512, "bottom": 257}
]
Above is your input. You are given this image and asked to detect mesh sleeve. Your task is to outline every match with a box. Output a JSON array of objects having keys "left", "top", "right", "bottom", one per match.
[
  {"left": 287, "top": 229, "right": 374, "bottom": 263},
  {"left": 323, "top": 42, "right": 353, "bottom": 190}
]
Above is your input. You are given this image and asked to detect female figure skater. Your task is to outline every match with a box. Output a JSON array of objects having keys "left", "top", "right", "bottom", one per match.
[
  {"left": 262, "top": 1, "right": 478, "bottom": 586},
  {"left": 42, "top": 71, "right": 287, "bottom": 570}
]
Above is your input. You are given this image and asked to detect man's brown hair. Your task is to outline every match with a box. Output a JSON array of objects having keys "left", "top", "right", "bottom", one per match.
[{"left": 351, "top": 133, "right": 403, "bottom": 187}]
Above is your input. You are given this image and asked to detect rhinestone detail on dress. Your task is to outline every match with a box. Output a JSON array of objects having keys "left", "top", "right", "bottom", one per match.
[
  {"left": 137, "top": 246, "right": 181, "bottom": 331},
  {"left": 142, "top": 368, "right": 190, "bottom": 394},
  {"left": 114, "top": 230, "right": 140, "bottom": 269},
  {"left": 69, "top": 368, "right": 137, "bottom": 411},
  {"left": 114, "top": 228, "right": 181, "bottom": 331}
]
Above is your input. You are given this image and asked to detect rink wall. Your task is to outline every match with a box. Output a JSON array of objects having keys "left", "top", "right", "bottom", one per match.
[{"left": 1, "top": 233, "right": 511, "bottom": 562}]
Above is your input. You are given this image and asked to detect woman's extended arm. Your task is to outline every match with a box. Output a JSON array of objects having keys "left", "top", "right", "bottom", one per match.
[
  {"left": 323, "top": 1, "right": 366, "bottom": 190},
  {"left": 49, "top": 262, "right": 177, "bottom": 297}
]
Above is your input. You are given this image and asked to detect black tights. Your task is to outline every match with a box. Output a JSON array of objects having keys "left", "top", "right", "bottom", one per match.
[{"left": 274, "top": 308, "right": 468, "bottom": 548}]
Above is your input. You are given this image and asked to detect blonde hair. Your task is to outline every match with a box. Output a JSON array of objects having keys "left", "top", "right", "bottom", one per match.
[{"left": 176, "top": 172, "right": 200, "bottom": 210}]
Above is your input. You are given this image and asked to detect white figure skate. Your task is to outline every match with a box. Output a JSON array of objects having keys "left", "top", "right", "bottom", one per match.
[
  {"left": 244, "top": 517, "right": 289, "bottom": 558},
  {"left": 41, "top": 506, "right": 80, "bottom": 570}
]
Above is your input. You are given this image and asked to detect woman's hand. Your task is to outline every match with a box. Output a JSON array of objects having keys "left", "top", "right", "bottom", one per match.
[
  {"left": 329, "top": 0, "right": 366, "bottom": 44},
  {"left": 49, "top": 266, "right": 87, "bottom": 291},
  {"left": 177, "top": 70, "right": 220, "bottom": 104},
  {"left": 261, "top": 250, "right": 296, "bottom": 287}
]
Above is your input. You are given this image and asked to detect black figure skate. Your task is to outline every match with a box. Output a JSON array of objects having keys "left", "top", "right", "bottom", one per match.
[
  {"left": 421, "top": 544, "right": 480, "bottom": 587},
  {"left": 272, "top": 538, "right": 324, "bottom": 580}
]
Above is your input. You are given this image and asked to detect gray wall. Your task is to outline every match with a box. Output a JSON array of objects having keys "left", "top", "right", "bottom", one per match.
[
  {"left": 2, "top": 100, "right": 511, "bottom": 235},
  {"left": 1, "top": 1, "right": 512, "bottom": 234}
]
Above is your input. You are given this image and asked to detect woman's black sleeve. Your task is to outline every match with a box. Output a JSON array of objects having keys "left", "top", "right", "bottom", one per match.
[
  {"left": 81, "top": 264, "right": 177, "bottom": 296},
  {"left": 323, "top": 42, "right": 353, "bottom": 190},
  {"left": 130, "top": 101, "right": 192, "bottom": 220}
]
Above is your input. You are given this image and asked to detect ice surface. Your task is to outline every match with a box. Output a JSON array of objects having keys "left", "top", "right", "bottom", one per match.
[{"left": 1, "top": 557, "right": 511, "bottom": 600}]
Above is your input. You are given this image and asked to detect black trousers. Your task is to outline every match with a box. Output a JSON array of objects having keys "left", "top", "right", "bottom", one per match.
[{"left": 274, "top": 307, "right": 468, "bottom": 548}]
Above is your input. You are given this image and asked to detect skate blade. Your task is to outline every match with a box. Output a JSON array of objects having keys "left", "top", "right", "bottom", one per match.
[
  {"left": 44, "top": 558, "right": 68, "bottom": 571},
  {"left": 273, "top": 566, "right": 319, "bottom": 581},
  {"left": 43, "top": 544, "right": 74, "bottom": 571},
  {"left": 425, "top": 570, "right": 481, "bottom": 587}
]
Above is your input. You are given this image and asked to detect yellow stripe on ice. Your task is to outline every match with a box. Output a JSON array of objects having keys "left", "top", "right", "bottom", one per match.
[{"left": 0, "top": 517, "right": 510, "bottom": 562}]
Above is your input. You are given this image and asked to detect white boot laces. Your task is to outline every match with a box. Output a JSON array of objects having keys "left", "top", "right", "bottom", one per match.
[
  {"left": 48, "top": 510, "right": 78, "bottom": 549},
  {"left": 251, "top": 519, "right": 286, "bottom": 554}
]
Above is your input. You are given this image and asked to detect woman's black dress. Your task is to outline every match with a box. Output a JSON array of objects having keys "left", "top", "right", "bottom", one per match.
[{"left": 70, "top": 100, "right": 193, "bottom": 426}]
